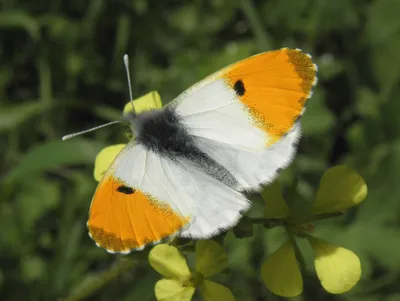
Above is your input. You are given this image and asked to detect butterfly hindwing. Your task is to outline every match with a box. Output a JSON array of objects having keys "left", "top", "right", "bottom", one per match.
[
  {"left": 88, "top": 143, "right": 191, "bottom": 253},
  {"left": 88, "top": 175, "right": 189, "bottom": 253},
  {"left": 88, "top": 142, "right": 250, "bottom": 253}
]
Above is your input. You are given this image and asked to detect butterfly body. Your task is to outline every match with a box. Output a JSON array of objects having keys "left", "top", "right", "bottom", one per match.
[
  {"left": 87, "top": 48, "right": 318, "bottom": 253},
  {"left": 128, "top": 107, "right": 240, "bottom": 189}
]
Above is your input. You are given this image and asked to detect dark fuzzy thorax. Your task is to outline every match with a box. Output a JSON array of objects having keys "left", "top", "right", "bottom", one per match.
[
  {"left": 131, "top": 107, "right": 239, "bottom": 189},
  {"left": 134, "top": 108, "right": 193, "bottom": 157}
]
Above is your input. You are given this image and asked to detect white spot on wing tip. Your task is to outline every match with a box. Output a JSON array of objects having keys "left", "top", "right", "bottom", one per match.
[
  {"left": 312, "top": 76, "right": 318, "bottom": 86},
  {"left": 135, "top": 245, "right": 146, "bottom": 251},
  {"left": 151, "top": 239, "right": 162, "bottom": 246}
]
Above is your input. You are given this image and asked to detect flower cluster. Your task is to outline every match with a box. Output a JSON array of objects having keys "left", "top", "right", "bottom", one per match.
[
  {"left": 260, "top": 165, "right": 367, "bottom": 297},
  {"left": 149, "top": 240, "right": 234, "bottom": 301}
]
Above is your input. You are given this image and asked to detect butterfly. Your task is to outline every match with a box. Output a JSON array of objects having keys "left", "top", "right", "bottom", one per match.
[{"left": 64, "top": 48, "right": 317, "bottom": 254}]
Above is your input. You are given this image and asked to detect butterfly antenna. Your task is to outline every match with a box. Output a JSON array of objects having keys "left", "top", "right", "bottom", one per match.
[
  {"left": 123, "top": 54, "right": 136, "bottom": 115},
  {"left": 62, "top": 120, "right": 122, "bottom": 141}
]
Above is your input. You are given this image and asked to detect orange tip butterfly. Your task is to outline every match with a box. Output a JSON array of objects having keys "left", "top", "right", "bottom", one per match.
[{"left": 63, "top": 48, "right": 318, "bottom": 254}]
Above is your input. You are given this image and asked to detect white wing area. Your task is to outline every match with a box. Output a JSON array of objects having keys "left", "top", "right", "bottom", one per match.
[
  {"left": 173, "top": 77, "right": 301, "bottom": 191},
  {"left": 192, "top": 123, "right": 301, "bottom": 191},
  {"left": 112, "top": 143, "right": 250, "bottom": 238},
  {"left": 174, "top": 78, "right": 268, "bottom": 150}
]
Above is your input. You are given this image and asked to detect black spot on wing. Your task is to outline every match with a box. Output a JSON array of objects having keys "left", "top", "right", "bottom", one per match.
[
  {"left": 117, "top": 185, "right": 135, "bottom": 195},
  {"left": 234, "top": 79, "right": 245, "bottom": 96}
]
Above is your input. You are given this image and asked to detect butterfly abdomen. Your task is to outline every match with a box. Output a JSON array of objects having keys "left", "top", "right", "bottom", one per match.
[{"left": 134, "top": 107, "right": 239, "bottom": 189}]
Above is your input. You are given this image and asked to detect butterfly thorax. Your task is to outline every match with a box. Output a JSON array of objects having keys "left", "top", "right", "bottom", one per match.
[
  {"left": 131, "top": 107, "right": 239, "bottom": 189},
  {"left": 133, "top": 107, "right": 194, "bottom": 157}
]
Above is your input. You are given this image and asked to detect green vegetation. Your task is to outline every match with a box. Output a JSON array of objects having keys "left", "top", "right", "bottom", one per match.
[{"left": 1, "top": 0, "right": 400, "bottom": 300}]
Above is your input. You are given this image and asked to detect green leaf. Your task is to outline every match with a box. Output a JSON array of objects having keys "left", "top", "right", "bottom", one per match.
[
  {"left": 355, "top": 87, "right": 381, "bottom": 120},
  {"left": 195, "top": 240, "right": 228, "bottom": 278},
  {"left": 233, "top": 216, "right": 254, "bottom": 239},
  {"left": 149, "top": 244, "right": 191, "bottom": 280},
  {"left": 301, "top": 89, "right": 334, "bottom": 136},
  {"left": 261, "top": 240, "right": 303, "bottom": 297},
  {"left": 261, "top": 181, "right": 289, "bottom": 219},
  {"left": 366, "top": 0, "right": 400, "bottom": 45},
  {"left": 365, "top": 227, "right": 400, "bottom": 271},
  {"left": 0, "top": 11, "right": 40, "bottom": 40},
  {"left": 370, "top": 39, "right": 400, "bottom": 95},
  {"left": 169, "top": 5, "right": 199, "bottom": 34},
  {"left": 308, "top": 236, "right": 361, "bottom": 294},
  {"left": 65, "top": 258, "right": 139, "bottom": 301},
  {"left": 122, "top": 273, "right": 160, "bottom": 301},
  {"left": 17, "top": 177, "right": 60, "bottom": 230},
  {"left": 346, "top": 122, "right": 369, "bottom": 156},
  {"left": 0, "top": 102, "right": 51, "bottom": 132},
  {"left": 0, "top": 269, "right": 3, "bottom": 287},
  {"left": 200, "top": 280, "right": 235, "bottom": 301},
  {"left": 355, "top": 141, "right": 400, "bottom": 224},
  {"left": 317, "top": 55, "right": 345, "bottom": 81},
  {"left": 6, "top": 138, "right": 105, "bottom": 183},
  {"left": 21, "top": 255, "right": 46, "bottom": 282},
  {"left": 312, "top": 165, "right": 367, "bottom": 214},
  {"left": 155, "top": 279, "right": 195, "bottom": 301}
]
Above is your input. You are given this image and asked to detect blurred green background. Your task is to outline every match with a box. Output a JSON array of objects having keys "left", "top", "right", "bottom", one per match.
[{"left": 1, "top": 0, "right": 400, "bottom": 300}]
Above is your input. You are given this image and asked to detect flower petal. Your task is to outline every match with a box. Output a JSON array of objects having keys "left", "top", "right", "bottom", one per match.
[
  {"left": 261, "top": 240, "right": 303, "bottom": 297},
  {"left": 195, "top": 240, "right": 228, "bottom": 277},
  {"left": 123, "top": 91, "right": 162, "bottom": 115},
  {"left": 200, "top": 280, "right": 235, "bottom": 301},
  {"left": 312, "top": 165, "right": 367, "bottom": 214},
  {"left": 155, "top": 279, "right": 195, "bottom": 301},
  {"left": 261, "top": 180, "right": 290, "bottom": 218},
  {"left": 149, "top": 244, "right": 191, "bottom": 280},
  {"left": 308, "top": 236, "right": 361, "bottom": 294},
  {"left": 93, "top": 144, "right": 125, "bottom": 181}
]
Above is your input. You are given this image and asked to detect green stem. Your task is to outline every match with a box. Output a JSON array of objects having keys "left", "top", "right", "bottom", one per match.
[
  {"left": 309, "top": 211, "right": 343, "bottom": 221},
  {"left": 37, "top": 54, "right": 55, "bottom": 138},
  {"left": 250, "top": 217, "right": 285, "bottom": 228},
  {"left": 361, "top": 272, "right": 398, "bottom": 294},
  {"left": 285, "top": 176, "right": 299, "bottom": 207},
  {"left": 64, "top": 257, "right": 139, "bottom": 301},
  {"left": 241, "top": 0, "right": 271, "bottom": 50},
  {"left": 286, "top": 231, "right": 307, "bottom": 271}
]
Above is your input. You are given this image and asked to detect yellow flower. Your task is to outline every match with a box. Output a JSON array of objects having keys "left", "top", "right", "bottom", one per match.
[
  {"left": 149, "top": 241, "right": 235, "bottom": 301},
  {"left": 261, "top": 165, "right": 367, "bottom": 297},
  {"left": 93, "top": 91, "right": 162, "bottom": 181}
]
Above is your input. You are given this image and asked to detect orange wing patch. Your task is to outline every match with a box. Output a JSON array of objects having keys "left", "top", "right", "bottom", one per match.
[
  {"left": 87, "top": 175, "right": 190, "bottom": 253},
  {"left": 223, "top": 48, "right": 317, "bottom": 145}
]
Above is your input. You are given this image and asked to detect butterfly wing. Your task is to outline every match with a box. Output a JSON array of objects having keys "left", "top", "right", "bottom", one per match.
[
  {"left": 88, "top": 141, "right": 249, "bottom": 253},
  {"left": 172, "top": 48, "right": 317, "bottom": 190},
  {"left": 190, "top": 122, "right": 302, "bottom": 190}
]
